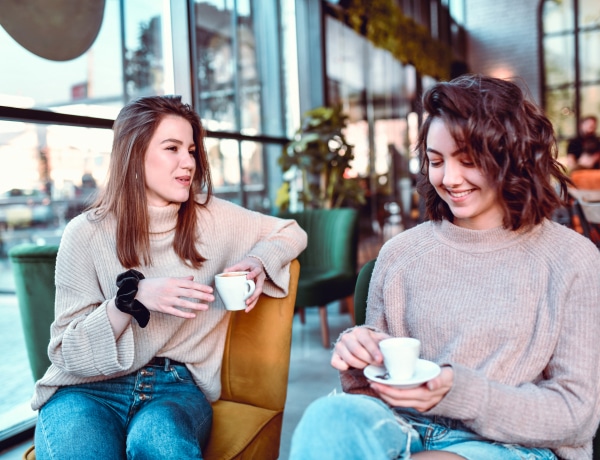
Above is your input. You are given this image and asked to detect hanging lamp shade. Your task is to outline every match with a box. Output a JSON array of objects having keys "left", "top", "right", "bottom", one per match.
[{"left": 0, "top": 0, "right": 106, "bottom": 61}]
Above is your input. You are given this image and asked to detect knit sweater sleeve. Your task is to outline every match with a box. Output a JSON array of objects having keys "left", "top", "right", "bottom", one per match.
[
  {"left": 202, "top": 198, "right": 307, "bottom": 297},
  {"left": 338, "top": 233, "right": 414, "bottom": 394},
  {"left": 245, "top": 213, "right": 307, "bottom": 296},
  {"left": 47, "top": 215, "right": 135, "bottom": 377}
]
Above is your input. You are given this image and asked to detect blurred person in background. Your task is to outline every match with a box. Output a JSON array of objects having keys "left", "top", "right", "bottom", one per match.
[{"left": 567, "top": 115, "right": 600, "bottom": 171}]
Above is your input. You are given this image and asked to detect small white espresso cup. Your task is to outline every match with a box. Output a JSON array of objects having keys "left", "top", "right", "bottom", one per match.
[
  {"left": 378, "top": 337, "right": 421, "bottom": 381},
  {"left": 214, "top": 271, "right": 256, "bottom": 311}
]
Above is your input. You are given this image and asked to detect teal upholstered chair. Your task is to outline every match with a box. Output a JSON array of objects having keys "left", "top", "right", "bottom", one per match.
[
  {"left": 9, "top": 243, "right": 58, "bottom": 381},
  {"left": 278, "top": 208, "right": 359, "bottom": 348},
  {"left": 354, "top": 258, "right": 376, "bottom": 326}
]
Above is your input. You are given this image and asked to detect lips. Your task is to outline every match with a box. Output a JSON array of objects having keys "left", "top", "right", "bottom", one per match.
[
  {"left": 176, "top": 176, "right": 191, "bottom": 186},
  {"left": 446, "top": 188, "right": 474, "bottom": 199}
]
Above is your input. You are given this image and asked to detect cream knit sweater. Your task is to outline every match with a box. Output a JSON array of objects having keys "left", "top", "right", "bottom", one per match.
[
  {"left": 32, "top": 197, "right": 307, "bottom": 410},
  {"left": 341, "top": 219, "right": 600, "bottom": 460}
]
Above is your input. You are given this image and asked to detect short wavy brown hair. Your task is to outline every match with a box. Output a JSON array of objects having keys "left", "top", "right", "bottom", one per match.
[{"left": 416, "top": 74, "right": 571, "bottom": 230}]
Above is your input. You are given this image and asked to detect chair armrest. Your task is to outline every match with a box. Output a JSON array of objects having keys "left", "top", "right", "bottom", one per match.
[{"left": 219, "top": 259, "right": 300, "bottom": 411}]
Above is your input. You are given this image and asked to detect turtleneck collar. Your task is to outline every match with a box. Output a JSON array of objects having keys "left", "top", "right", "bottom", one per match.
[
  {"left": 148, "top": 203, "right": 180, "bottom": 235},
  {"left": 431, "top": 219, "right": 540, "bottom": 253}
]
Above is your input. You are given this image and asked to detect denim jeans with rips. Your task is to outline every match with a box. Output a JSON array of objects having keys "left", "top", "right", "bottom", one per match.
[
  {"left": 289, "top": 393, "right": 557, "bottom": 460},
  {"left": 35, "top": 359, "right": 213, "bottom": 460}
]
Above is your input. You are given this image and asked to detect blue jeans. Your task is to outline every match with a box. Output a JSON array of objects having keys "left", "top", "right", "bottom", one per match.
[
  {"left": 290, "top": 393, "right": 557, "bottom": 460},
  {"left": 35, "top": 359, "right": 213, "bottom": 460}
]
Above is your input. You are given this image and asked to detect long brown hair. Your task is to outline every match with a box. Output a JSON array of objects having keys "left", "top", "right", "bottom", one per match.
[
  {"left": 90, "top": 95, "right": 213, "bottom": 268},
  {"left": 416, "top": 74, "right": 571, "bottom": 230}
]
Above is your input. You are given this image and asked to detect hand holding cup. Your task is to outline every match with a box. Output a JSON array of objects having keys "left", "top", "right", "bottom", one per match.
[
  {"left": 215, "top": 271, "right": 256, "bottom": 311},
  {"left": 378, "top": 337, "right": 421, "bottom": 381}
]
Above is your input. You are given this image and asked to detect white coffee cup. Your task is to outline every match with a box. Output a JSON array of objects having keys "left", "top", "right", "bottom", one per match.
[
  {"left": 378, "top": 337, "right": 421, "bottom": 381},
  {"left": 215, "top": 271, "right": 256, "bottom": 311}
]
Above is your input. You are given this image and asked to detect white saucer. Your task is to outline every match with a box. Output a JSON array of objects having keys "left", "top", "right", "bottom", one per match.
[{"left": 364, "top": 359, "right": 441, "bottom": 389}]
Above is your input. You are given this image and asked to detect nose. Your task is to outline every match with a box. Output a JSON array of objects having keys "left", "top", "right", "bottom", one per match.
[
  {"left": 181, "top": 152, "right": 196, "bottom": 170},
  {"left": 441, "top": 160, "right": 463, "bottom": 188}
]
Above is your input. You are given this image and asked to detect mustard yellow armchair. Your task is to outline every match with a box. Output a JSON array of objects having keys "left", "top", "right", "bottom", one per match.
[
  {"left": 205, "top": 258, "right": 299, "bottom": 459},
  {"left": 11, "top": 242, "right": 299, "bottom": 460}
]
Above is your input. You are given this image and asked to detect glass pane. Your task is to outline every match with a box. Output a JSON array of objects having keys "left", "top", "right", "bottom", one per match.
[
  {"left": 206, "top": 137, "right": 240, "bottom": 191},
  {"left": 580, "top": 84, "right": 600, "bottom": 122},
  {"left": 241, "top": 141, "right": 264, "bottom": 186},
  {"left": 543, "top": 34, "right": 575, "bottom": 86},
  {"left": 193, "top": 0, "right": 282, "bottom": 137},
  {"left": 0, "top": 0, "right": 169, "bottom": 117},
  {"left": 579, "top": 0, "right": 600, "bottom": 28},
  {"left": 326, "top": 16, "right": 366, "bottom": 115},
  {"left": 326, "top": 15, "right": 368, "bottom": 179},
  {"left": 237, "top": 0, "right": 262, "bottom": 133},
  {"left": 123, "top": 0, "right": 170, "bottom": 100},
  {"left": 545, "top": 86, "right": 576, "bottom": 142},
  {"left": 370, "top": 47, "right": 403, "bottom": 185},
  {"left": 0, "top": 120, "right": 111, "bottom": 439},
  {"left": 542, "top": 0, "right": 574, "bottom": 34},
  {"left": 580, "top": 30, "right": 600, "bottom": 82},
  {"left": 194, "top": 1, "right": 236, "bottom": 130},
  {"left": 0, "top": 121, "right": 111, "bottom": 243}
]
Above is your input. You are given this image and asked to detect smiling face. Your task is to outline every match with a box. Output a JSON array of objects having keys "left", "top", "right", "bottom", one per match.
[
  {"left": 426, "top": 118, "right": 504, "bottom": 230},
  {"left": 144, "top": 115, "right": 197, "bottom": 206}
]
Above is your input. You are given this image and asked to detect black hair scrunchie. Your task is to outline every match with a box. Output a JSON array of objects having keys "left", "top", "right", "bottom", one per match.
[{"left": 115, "top": 269, "right": 150, "bottom": 328}]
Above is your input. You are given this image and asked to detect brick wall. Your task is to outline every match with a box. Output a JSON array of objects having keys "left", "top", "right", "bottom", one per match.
[{"left": 463, "top": 0, "right": 541, "bottom": 104}]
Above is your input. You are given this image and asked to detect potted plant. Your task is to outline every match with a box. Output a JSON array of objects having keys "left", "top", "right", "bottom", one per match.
[{"left": 276, "top": 104, "right": 366, "bottom": 210}]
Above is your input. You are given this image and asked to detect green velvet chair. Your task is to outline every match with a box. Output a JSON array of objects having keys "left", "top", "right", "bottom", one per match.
[
  {"left": 354, "top": 258, "right": 376, "bottom": 326},
  {"left": 278, "top": 208, "right": 359, "bottom": 348},
  {"left": 10, "top": 242, "right": 301, "bottom": 460},
  {"left": 9, "top": 243, "right": 58, "bottom": 381}
]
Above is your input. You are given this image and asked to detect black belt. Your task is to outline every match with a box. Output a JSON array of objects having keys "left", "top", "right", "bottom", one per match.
[{"left": 146, "top": 357, "right": 185, "bottom": 367}]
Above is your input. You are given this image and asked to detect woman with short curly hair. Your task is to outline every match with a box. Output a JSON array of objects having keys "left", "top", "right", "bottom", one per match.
[
  {"left": 291, "top": 74, "right": 600, "bottom": 460},
  {"left": 417, "top": 75, "right": 570, "bottom": 230}
]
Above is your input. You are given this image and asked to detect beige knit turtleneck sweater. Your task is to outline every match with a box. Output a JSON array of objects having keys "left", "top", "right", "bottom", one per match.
[
  {"left": 341, "top": 219, "right": 600, "bottom": 460},
  {"left": 32, "top": 197, "right": 307, "bottom": 410}
]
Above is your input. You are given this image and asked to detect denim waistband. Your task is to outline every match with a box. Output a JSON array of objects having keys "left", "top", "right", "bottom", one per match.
[
  {"left": 394, "top": 408, "right": 472, "bottom": 432},
  {"left": 146, "top": 357, "right": 185, "bottom": 367}
]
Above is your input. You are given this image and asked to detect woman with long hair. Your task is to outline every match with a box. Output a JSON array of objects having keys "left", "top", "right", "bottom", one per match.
[{"left": 32, "top": 95, "right": 307, "bottom": 459}]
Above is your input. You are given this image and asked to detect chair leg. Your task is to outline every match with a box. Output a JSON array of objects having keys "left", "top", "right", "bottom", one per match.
[
  {"left": 319, "top": 305, "right": 330, "bottom": 348},
  {"left": 299, "top": 308, "right": 306, "bottom": 324}
]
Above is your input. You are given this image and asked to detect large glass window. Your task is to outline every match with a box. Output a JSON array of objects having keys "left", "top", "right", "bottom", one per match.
[
  {"left": 0, "top": 0, "right": 173, "bottom": 441},
  {"left": 0, "top": 0, "right": 170, "bottom": 117},
  {"left": 0, "top": 0, "right": 292, "bottom": 444},
  {"left": 542, "top": 0, "right": 600, "bottom": 153},
  {"left": 192, "top": 0, "right": 288, "bottom": 211},
  {"left": 324, "top": 14, "right": 419, "bottom": 234}
]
